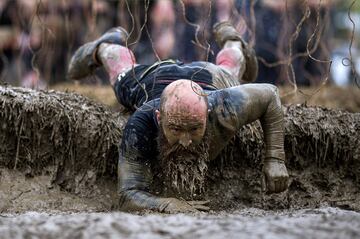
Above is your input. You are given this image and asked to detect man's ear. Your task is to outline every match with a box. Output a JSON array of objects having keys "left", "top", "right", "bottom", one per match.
[{"left": 155, "top": 110, "right": 161, "bottom": 123}]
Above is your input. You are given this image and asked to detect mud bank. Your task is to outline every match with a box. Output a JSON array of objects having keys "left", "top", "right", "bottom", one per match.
[
  {"left": 52, "top": 83, "right": 360, "bottom": 113},
  {"left": 0, "top": 85, "right": 359, "bottom": 213},
  {"left": 1, "top": 207, "right": 359, "bottom": 239}
]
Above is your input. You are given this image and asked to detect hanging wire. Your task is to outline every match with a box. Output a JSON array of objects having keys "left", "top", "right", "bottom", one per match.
[
  {"left": 179, "top": 0, "right": 214, "bottom": 58},
  {"left": 178, "top": 0, "right": 213, "bottom": 96},
  {"left": 29, "top": 0, "right": 56, "bottom": 87},
  {"left": 248, "top": 0, "right": 256, "bottom": 48},
  {"left": 342, "top": 0, "right": 359, "bottom": 88},
  {"left": 124, "top": 0, "right": 150, "bottom": 110},
  {"left": 300, "top": 0, "right": 333, "bottom": 101},
  {"left": 9, "top": 0, "right": 357, "bottom": 102},
  {"left": 283, "top": 0, "right": 312, "bottom": 96}
]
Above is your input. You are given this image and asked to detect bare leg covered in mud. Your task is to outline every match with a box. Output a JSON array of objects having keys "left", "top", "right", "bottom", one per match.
[
  {"left": 216, "top": 41, "right": 246, "bottom": 82},
  {"left": 213, "top": 21, "right": 258, "bottom": 84},
  {"left": 97, "top": 44, "right": 136, "bottom": 86}
]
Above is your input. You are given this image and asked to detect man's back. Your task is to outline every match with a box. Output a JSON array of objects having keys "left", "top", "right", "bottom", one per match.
[{"left": 114, "top": 61, "right": 219, "bottom": 112}]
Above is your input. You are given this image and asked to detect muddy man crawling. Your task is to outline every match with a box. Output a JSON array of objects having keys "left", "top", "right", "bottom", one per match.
[{"left": 68, "top": 22, "right": 289, "bottom": 213}]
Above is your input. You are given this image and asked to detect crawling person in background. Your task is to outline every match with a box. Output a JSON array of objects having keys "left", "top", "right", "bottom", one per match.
[{"left": 67, "top": 22, "right": 289, "bottom": 213}]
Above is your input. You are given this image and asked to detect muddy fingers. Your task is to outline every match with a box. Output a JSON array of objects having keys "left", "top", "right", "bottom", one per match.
[
  {"left": 159, "top": 198, "right": 207, "bottom": 213},
  {"left": 262, "top": 158, "right": 289, "bottom": 194}
]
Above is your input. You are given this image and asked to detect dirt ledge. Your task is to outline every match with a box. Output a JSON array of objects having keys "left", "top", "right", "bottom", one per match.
[{"left": 0, "top": 86, "right": 359, "bottom": 213}]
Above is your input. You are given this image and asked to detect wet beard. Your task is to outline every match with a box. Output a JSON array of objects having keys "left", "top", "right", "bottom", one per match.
[{"left": 157, "top": 128, "right": 211, "bottom": 198}]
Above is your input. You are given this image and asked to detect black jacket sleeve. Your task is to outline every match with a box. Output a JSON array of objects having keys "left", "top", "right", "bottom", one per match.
[
  {"left": 211, "top": 83, "right": 285, "bottom": 161},
  {"left": 117, "top": 101, "right": 165, "bottom": 211}
]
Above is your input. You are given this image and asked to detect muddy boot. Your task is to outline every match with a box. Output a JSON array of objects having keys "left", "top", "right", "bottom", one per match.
[
  {"left": 67, "top": 27, "right": 129, "bottom": 80},
  {"left": 213, "top": 22, "right": 258, "bottom": 83}
]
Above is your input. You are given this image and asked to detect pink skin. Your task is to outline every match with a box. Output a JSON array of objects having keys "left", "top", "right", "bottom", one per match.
[
  {"left": 216, "top": 47, "right": 242, "bottom": 77},
  {"left": 156, "top": 80, "right": 208, "bottom": 147},
  {"left": 97, "top": 43, "right": 136, "bottom": 86}
]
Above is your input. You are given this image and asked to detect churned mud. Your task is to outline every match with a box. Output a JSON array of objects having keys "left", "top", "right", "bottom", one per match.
[
  {"left": 0, "top": 84, "right": 359, "bottom": 238},
  {"left": 1, "top": 207, "right": 360, "bottom": 239}
]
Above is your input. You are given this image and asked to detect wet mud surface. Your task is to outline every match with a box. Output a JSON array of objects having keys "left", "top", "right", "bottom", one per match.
[
  {"left": 0, "top": 85, "right": 359, "bottom": 238},
  {"left": 1, "top": 207, "right": 360, "bottom": 239}
]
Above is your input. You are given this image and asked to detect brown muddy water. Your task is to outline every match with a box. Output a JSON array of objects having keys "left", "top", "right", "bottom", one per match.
[
  {"left": 0, "top": 207, "right": 359, "bottom": 239},
  {"left": 0, "top": 168, "right": 359, "bottom": 239}
]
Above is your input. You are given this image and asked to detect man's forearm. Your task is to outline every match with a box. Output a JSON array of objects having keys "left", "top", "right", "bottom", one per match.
[
  {"left": 231, "top": 84, "right": 288, "bottom": 193},
  {"left": 230, "top": 84, "right": 285, "bottom": 161},
  {"left": 259, "top": 85, "right": 285, "bottom": 161},
  {"left": 118, "top": 156, "right": 168, "bottom": 212},
  {"left": 118, "top": 158, "right": 207, "bottom": 212}
]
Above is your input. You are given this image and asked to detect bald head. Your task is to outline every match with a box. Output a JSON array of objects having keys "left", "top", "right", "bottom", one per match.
[
  {"left": 160, "top": 79, "right": 207, "bottom": 117},
  {"left": 157, "top": 80, "right": 208, "bottom": 147}
]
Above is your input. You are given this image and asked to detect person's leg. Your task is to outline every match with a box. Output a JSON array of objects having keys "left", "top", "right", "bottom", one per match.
[
  {"left": 67, "top": 27, "right": 129, "bottom": 82},
  {"left": 200, "top": 41, "right": 245, "bottom": 89},
  {"left": 215, "top": 41, "right": 245, "bottom": 82},
  {"left": 96, "top": 43, "right": 136, "bottom": 87},
  {"left": 213, "top": 22, "right": 258, "bottom": 85},
  {"left": 67, "top": 27, "right": 143, "bottom": 111}
]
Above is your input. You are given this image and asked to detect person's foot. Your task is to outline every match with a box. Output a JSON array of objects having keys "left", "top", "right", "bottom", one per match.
[
  {"left": 67, "top": 27, "right": 129, "bottom": 80},
  {"left": 213, "top": 22, "right": 258, "bottom": 83}
]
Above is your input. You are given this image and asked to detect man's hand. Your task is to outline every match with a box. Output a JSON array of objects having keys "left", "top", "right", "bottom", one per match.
[
  {"left": 159, "top": 198, "right": 210, "bottom": 213},
  {"left": 261, "top": 158, "right": 289, "bottom": 193}
]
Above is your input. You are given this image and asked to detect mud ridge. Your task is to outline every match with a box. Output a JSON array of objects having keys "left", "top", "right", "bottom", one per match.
[{"left": 0, "top": 86, "right": 359, "bottom": 212}]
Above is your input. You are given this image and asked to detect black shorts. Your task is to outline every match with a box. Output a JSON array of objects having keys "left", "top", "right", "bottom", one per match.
[{"left": 114, "top": 61, "right": 217, "bottom": 112}]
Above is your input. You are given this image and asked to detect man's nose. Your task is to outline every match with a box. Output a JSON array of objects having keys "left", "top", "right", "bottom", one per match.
[{"left": 179, "top": 133, "right": 192, "bottom": 147}]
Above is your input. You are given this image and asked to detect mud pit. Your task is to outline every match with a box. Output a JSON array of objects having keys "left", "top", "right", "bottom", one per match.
[
  {"left": 0, "top": 85, "right": 359, "bottom": 238},
  {"left": 1, "top": 207, "right": 360, "bottom": 239}
]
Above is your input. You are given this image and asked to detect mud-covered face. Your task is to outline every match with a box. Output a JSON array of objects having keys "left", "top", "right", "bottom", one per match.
[
  {"left": 159, "top": 110, "right": 207, "bottom": 147},
  {"left": 157, "top": 79, "right": 208, "bottom": 147}
]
